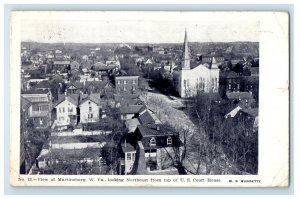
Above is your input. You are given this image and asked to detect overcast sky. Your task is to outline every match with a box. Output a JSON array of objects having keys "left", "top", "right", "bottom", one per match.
[{"left": 21, "top": 12, "right": 259, "bottom": 43}]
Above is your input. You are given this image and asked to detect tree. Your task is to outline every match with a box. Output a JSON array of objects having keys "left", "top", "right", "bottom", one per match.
[{"left": 161, "top": 124, "right": 189, "bottom": 175}]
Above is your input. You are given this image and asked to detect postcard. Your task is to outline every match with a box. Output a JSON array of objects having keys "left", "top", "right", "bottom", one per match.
[{"left": 10, "top": 11, "right": 289, "bottom": 187}]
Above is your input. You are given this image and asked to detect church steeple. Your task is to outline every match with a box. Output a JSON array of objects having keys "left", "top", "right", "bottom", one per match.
[{"left": 182, "top": 28, "right": 190, "bottom": 70}]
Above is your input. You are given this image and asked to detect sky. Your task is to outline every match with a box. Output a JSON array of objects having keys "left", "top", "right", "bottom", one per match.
[{"left": 21, "top": 12, "right": 259, "bottom": 43}]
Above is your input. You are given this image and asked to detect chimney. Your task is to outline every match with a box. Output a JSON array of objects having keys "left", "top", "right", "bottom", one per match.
[{"left": 124, "top": 139, "right": 127, "bottom": 148}]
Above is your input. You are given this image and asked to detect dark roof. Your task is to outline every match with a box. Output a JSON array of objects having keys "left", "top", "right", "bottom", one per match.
[
  {"left": 67, "top": 82, "right": 85, "bottom": 89},
  {"left": 56, "top": 94, "right": 79, "bottom": 107},
  {"left": 86, "top": 80, "right": 114, "bottom": 89},
  {"left": 250, "top": 67, "right": 259, "bottom": 76},
  {"left": 121, "top": 141, "right": 136, "bottom": 153},
  {"left": 138, "top": 111, "right": 156, "bottom": 125},
  {"left": 35, "top": 80, "right": 51, "bottom": 89},
  {"left": 136, "top": 124, "right": 176, "bottom": 137},
  {"left": 226, "top": 71, "right": 240, "bottom": 78},
  {"left": 226, "top": 92, "right": 253, "bottom": 100},
  {"left": 119, "top": 105, "right": 146, "bottom": 114},
  {"left": 244, "top": 76, "right": 259, "bottom": 84},
  {"left": 241, "top": 108, "right": 258, "bottom": 117},
  {"left": 79, "top": 94, "right": 101, "bottom": 106}
]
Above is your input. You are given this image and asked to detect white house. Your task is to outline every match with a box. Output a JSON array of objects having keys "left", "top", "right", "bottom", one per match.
[
  {"left": 173, "top": 29, "right": 220, "bottom": 97},
  {"left": 79, "top": 94, "right": 101, "bottom": 123},
  {"left": 55, "top": 94, "right": 79, "bottom": 126}
]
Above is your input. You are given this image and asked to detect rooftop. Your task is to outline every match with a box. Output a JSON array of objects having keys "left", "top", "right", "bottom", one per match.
[
  {"left": 119, "top": 105, "right": 147, "bottom": 114},
  {"left": 136, "top": 124, "right": 177, "bottom": 137},
  {"left": 241, "top": 108, "right": 258, "bottom": 117},
  {"left": 226, "top": 92, "right": 253, "bottom": 100}
]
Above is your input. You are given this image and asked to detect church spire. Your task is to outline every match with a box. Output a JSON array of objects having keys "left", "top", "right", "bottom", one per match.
[{"left": 182, "top": 28, "right": 190, "bottom": 70}]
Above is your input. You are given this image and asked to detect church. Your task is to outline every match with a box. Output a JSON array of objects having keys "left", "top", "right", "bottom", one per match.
[{"left": 173, "top": 29, "right": 220, "bottom": 98}]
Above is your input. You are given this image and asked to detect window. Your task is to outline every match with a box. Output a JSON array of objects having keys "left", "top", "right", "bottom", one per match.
[
  {"left": 88, "top": 101, "right": 91, "bottom": 105},
  {"left": 89, "top": 113, "right": 93, "bottom": 119},
  {"left": 150, "top": 137, "right": 156, "bottom": 146},
  {"left": 124, "top": 80, "right": 127, "bottom": 84},
  {"left": 124, "top": 87, "right": 127, "bottom": 91},
  {"left": 184, "top": 80, "right": 186, "bottom": 87},
  {"left": 133, "top": 80, "right": 136, "bottom": 84},
  {"left": 117, "top": 80, "right": 121, "bottom": 85},
  {"left": 68, "top": 107, "right": 73, "bottom": 113},
  {"left": 89, "top": 107, "right": 92, "bottom": 111},
  {"left": 132, "top": 86, "right": 136, "bottom": 91},
  {"left": 127, "top": 153, "right": 132, "bottom": 161},
  {"left": 39, "top": 118, "right": 43, "bottom": 125},
  {"left": 59, "top": 108, "right": 61, "bottom": 113},
  {"left": 63, "top": 107, "right": 65, "bottom": 113},
  {"left": 167, "top": 137, "right": 172, "bottom": 145}
]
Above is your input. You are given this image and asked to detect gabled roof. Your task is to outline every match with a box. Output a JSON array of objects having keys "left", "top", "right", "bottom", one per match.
[
  {"left": 226, "top": 92, "right": 253, "bottom": 100},
  {"left": 70, "top": 61, "right": 80, "bottom": 69},
  {"left": 79, "top": 94, "right": 101, "bottom": 106},
  {"left": 21, "top": 97, "right": 32, "bottom": 111},
  {"left": 56, "top": 94, "right": 79, "bottom": 107},
  {"left": 119, "top": 105, "right": 146, "bottom": 114},
  {"left": 136, "top": 124, "right": 177, "bottom": 137},
  {"left": 66, "top": 82, "right": 85, "bottom": 89},
  {"left": 241, "top": 108, "right": 258, "bottom": 117},
  {"left": 138, "top": 110, "right": 161, "bottom": 125},
  {"left": 35, "top": 80, "right": 51, "bottom": 89},
  {"left": 86, "top": 80, "right": 114, "bottom": 89}
]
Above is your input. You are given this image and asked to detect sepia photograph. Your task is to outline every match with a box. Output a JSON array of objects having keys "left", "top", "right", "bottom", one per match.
[{"left": 10, "top": 11, "right": 289, "bottom": 187}]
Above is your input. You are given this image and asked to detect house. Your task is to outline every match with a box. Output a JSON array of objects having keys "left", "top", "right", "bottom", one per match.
[
  {"left": 220, "top": 71, "right": 243, "bottom": 93},
  {"left": 85, "top": 80, "right": 115, "bottom": 97},
  {"left": 70, "top": 61, "right": 80, "bottom": 70},
  {"left": 119, "top": 105, "right": 147, "bottom": 120},
  {"left": 172, "top": 30, "right": 219, "bottom": 97},
  {"left": 115, "top": 75, "right": 139, "bottom": 95},
  {"left": 79, "top": 94, "right": 101, "bottom": 123},
  {"left": 53, "top": 59, "right": 70, "bottom": 71},
  {"left": 34, "top": 80, "right": 51, "bottom": 91},
  {"left": 124, "top": 108, "right": 161, "bottom": 133},
  {"left": 226, "top": 92, "right": 255, "bottom": 108},
  {"left": 66, "top": 82, "right": 86, "bottom": 94},
  {"left": 225, "top": 107, "right": 258, "bottom": 135},
  {"left": 120, "top": 124, "right": 181, "bottom": 174},
  {"left": 21, "top": 90, "right": 53, "bottom": 127},
  {"left": 55, "top": 94, "right": 79, "bottom": 126},
  {"left": 92, "top": 62, "right": 117, "bottom": 78},
  {"left": 66, "top": 80, "right": 115, "bottom": 97}
]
